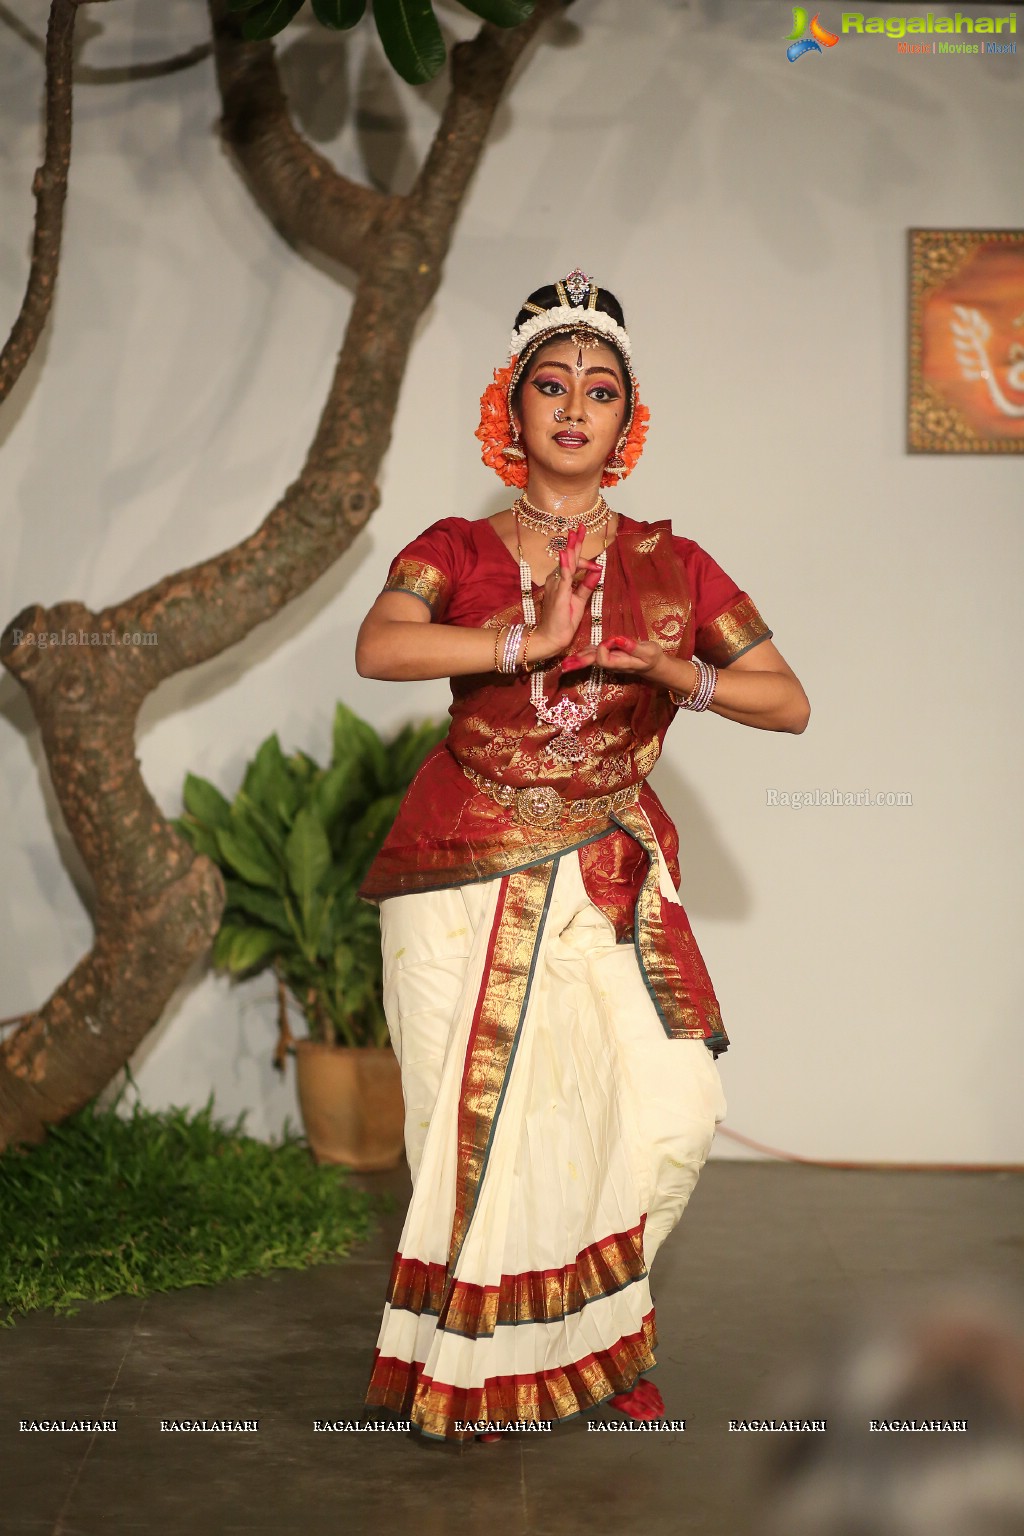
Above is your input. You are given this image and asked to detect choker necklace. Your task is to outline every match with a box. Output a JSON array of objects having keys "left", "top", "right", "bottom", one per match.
[
  {"left": 516, "top": 518, "right": 613, "bottom": 766},
  {"left": 513, "top": 492, "right": 610, "bottom": 557}
]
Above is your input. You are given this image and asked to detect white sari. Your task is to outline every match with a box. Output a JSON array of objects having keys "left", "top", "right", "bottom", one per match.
[{"left": 364, "top": 836, "right": 727, "bottom": 1441}]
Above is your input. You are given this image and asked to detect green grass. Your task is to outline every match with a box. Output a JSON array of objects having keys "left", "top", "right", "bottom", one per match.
[{"left": 0, "top": 1085, "right": 391, "bottom": 1328}]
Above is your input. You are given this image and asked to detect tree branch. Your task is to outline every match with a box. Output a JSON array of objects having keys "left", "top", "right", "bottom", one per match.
[
  {"left": 97, "top": 1, "right": 564, "bottom": 678},
  {"left": 0, "top": 4, "right": 211, "bottom": 82},
  {"left": 77, "top": 44, "right": 213, "bottom": 83},
  {"left": 0, "top": 0, "right": 77, "bottom": 407},
  {"left": 209, "top": 0, "right": 392, "bottom": 274},
  {"left": 411, "top": 0, "right": 560, "bottom": 224}
]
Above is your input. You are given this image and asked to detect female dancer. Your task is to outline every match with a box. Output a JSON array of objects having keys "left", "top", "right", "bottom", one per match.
[{"left": 355, "top": 270, "right": 809, "bottom": 1444}]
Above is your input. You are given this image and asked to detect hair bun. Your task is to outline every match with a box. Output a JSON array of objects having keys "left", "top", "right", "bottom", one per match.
[{"left": 513, "top": 280, "right": 627, "bottom": 333}]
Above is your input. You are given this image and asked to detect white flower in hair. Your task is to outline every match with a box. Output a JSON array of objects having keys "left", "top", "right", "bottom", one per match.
[{"left": 508, "top": 306, "right": 632, "bottom": 363}]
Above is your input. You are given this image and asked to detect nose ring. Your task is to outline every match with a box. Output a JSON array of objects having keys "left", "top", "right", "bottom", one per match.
[{"left": 554, "top": 407, "right": 566, "bottom": 422}]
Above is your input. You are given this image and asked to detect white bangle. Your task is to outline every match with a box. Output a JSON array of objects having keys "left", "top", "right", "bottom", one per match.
[
  {"left": 501, "top": 623, "right": 524, "bottom": 675},
  {"left": 671, "top": 655, "right": 719, "bottom": 712}
]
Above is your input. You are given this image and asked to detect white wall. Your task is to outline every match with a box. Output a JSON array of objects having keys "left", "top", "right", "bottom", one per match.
[{"left": 1, "top": 0, "right": 1020, "bottom": 1162}]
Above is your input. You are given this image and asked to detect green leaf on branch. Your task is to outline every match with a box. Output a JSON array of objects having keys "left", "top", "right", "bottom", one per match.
[
  {"left": 224, "top": 882, "right": 293, "bottom": 935},
  {"left": 458, "top": 0, "right": 535, "bottom": 26},
  {"left": 285, "top": 807, "right": 332, "bottom": 913},
  {"left": 232, "top": 792, "right": 286, "bottom": 860},
  {"left": 242, "top": 734, "right": 301, "bottom": 826},
  {"left": 216, "top": 827, "right": 282, "bottom": 890},
  {"left": 331, "top": 701, "right": 387, "bottom": 788},
  {"left": 174, "top": 817, "right": 222, "bottom": 863},
  {"left": 220, "top": 926, "right": 284, "bottom": 975},
  {"left": 372, "top": 0, "right": 446, "bottom": 84},
  {"left": 312, "top": 761, "right": 361, "bottom": 833},
  {"left": 182, "top": 774, "right": 232, "bottom": 831},
  {"left": 241, "top": 0, "right": 307, "bottom": 41},
  {"left": 311, "top": 0, "right": 366, "bottom": 27}
]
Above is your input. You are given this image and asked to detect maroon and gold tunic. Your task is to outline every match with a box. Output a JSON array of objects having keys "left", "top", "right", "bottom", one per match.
[{"left": 359, "top": 512, "right": 771, "bottom": 1057}]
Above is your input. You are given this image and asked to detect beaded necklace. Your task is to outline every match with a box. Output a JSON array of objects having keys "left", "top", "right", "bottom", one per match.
[
  {"left": 515, "top": 512, "right": 613, "bottom": 765},
  {"left": 512, "top": 493, "right": 610, "bottom": 557}
]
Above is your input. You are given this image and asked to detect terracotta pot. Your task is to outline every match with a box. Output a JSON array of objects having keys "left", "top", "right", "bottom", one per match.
[{"left": 294, "top": 1040, "right": 405, "bottom": 1171}]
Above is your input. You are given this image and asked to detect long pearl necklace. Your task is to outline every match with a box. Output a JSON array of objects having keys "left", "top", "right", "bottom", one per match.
[{"left": 516, "top": 512, "right": 611, "bottom": 766}]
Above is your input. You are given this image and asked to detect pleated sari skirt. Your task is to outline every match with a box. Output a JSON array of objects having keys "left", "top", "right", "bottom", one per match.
[{"left": 364, "top": 842, "right": 727, "bottom": 1441}]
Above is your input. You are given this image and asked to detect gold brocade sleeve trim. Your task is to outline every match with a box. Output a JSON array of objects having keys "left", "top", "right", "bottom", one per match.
[
  {"left": 695, "top": 595, "right": 772, "bottom": 667},
  {"left": 382, "top": 559, "right": 450, "bottom": 616}
]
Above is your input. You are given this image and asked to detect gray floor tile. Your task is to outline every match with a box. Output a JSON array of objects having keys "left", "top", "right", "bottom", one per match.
[{"left": 2, "top": 1162, "right": 1021, "bottom": 1536}]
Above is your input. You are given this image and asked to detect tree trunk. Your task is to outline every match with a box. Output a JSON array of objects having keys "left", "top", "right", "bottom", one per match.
[{"left": 0, "top": 0, "right": 559, "bottom": 1150}]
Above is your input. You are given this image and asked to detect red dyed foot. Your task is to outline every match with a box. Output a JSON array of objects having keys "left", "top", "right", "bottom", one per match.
[
  {"left": 477, "top": 1431, "right": 504, "bottom": 1443},
  {"left": 609, "top": 1379, "right": 665, "bottom": 1420}
]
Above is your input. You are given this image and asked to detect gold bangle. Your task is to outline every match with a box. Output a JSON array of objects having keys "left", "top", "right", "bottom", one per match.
[
  {"left": 669, "top": 660, "right": 700, "bottom": 708},
  {"left": 519, "top": 624, "right": 536, "bottom": 671},
  {"left": 494, "top": 624, "right": 508, "bottom": 673}
]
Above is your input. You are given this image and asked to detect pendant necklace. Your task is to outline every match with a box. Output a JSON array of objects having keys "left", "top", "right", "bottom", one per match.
[
  {"left": 512, "top": 492, "right": 610, "bottom": 559},
  {"left": 515, "top": 512, "right": 613, "bottom": 766}
]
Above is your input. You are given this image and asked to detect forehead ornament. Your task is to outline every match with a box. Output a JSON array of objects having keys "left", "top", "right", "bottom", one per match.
[{"left": 508, "top": 269, "right": 633, "bottom": 366}]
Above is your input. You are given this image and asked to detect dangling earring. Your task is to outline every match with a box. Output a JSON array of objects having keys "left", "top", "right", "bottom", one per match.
[
  {"left": 604, "top": 435, "right": 627, "bottom": 477},
  {"left": 503, "top": 420, "right": 526, "bottom": 462}
]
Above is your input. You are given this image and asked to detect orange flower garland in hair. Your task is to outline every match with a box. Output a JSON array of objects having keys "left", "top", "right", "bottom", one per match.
[
  {"left": 476, "top": 361, "right": 526, "bottom": 488},
  {"left": 475, "top": 358, "right": 650, "bottom": 490}
]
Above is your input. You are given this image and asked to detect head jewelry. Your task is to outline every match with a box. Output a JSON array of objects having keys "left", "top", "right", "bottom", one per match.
[{"left": 475, "top": 268, "right": 650, "bottom": 489}]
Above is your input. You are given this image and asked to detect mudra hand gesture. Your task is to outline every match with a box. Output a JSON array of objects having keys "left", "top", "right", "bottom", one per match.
[
  {"left": 560, "top": 631, "right": 667, "bottom": 680},
  {"left": 533, "top": 524, "right": 667, "bottom": 680},
  {"left": 531, "top": 524, "right": 605, "bottom": 661}
]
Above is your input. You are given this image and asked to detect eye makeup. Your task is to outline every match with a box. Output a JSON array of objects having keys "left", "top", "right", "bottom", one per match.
[{"left": 531, "top": 375, "right": 621, "bottom": 400}]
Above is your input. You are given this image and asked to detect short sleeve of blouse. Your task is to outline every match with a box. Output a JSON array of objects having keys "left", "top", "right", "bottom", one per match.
[
  {"left": 677, "top": 538, "right": 773, "bottom": 666},
  {"left": 380, "top": 518, "right": 466, "bottom": 621}
]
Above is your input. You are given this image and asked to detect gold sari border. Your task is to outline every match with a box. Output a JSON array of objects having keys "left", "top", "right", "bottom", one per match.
[
  {"left": 365, "top": 1310, "right": 659, "bottom": 1440},
  {"left": 382, "top": 558, "right": 450, "bottom": 616},
  {"left": 385, "top": 1217, "right": 648, "bottom": 1332},
  {"left": 358, "top": 824, "right": 616, "bottom": 905},
  {"left": 445, "top": 860, "right": 557, "bottom": 1276},
  {"left": 696, "top": 595, "right": 772, "bottom": 667},
  {"left": 613, "top": 806, "right": 729, "bottom": 1054}
]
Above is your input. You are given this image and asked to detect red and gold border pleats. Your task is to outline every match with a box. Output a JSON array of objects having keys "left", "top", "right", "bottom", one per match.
[
  {"left": 383, "top": 1216, "right": 648, "bottom": 1333},
  {"left": 445, "top": 859, "right": 557, "bottom": 1275},
  {"left": 369, "top": 1310, "right": 658, "bottom": 1440},
  {"left": 614, "top": 806, "right": 729, "bottom": 1052},
  {"left": 695, "top": 595, "right": 772, "bottom": 667}
]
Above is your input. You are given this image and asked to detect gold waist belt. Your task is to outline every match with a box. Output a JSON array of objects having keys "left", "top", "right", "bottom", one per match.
[{"left": 460, "top": 762, "right": 643, "bottom": 829}]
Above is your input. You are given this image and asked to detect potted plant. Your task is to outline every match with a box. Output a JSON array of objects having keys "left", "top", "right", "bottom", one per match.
[{"left": 176, "top": 703, "right": 447, "bottom": 1170}]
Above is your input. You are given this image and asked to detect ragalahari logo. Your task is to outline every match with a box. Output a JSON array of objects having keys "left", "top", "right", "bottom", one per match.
[{"left": 786, "top": 8, "right": 840, "bottom": 60}]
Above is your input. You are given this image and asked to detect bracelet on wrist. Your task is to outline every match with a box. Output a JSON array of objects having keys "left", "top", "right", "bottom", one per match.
[
  {"left": 494, "top": 624, "right": 508, "bottom": 674},
  {"left": 670, "top": 655, "right": 719, "bottom": 712},
  {"left": 500, "top": 623, "right": 525, "bottom": 675}
]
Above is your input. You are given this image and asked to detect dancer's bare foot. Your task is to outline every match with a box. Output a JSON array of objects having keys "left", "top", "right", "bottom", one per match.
[
  {"left": 476, "top": 1430, "right": 504, "bottom": 1443},
  {"left": 609, "top": 1379, "right": 665, "bottom": 1419}
]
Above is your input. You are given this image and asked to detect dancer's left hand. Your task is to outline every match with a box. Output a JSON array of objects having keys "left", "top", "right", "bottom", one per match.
[{"left": 560, "top": 634, "right": 667, "bottom": 679}]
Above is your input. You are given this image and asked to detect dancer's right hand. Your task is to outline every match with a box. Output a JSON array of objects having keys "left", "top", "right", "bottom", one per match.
[{"left": 531, "top": 525, "right": 603, "bottom": 661}]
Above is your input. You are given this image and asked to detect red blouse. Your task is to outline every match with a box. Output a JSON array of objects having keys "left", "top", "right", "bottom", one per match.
[{"left": 358, "top": 512, "right": 772, "bottom": 1056}]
